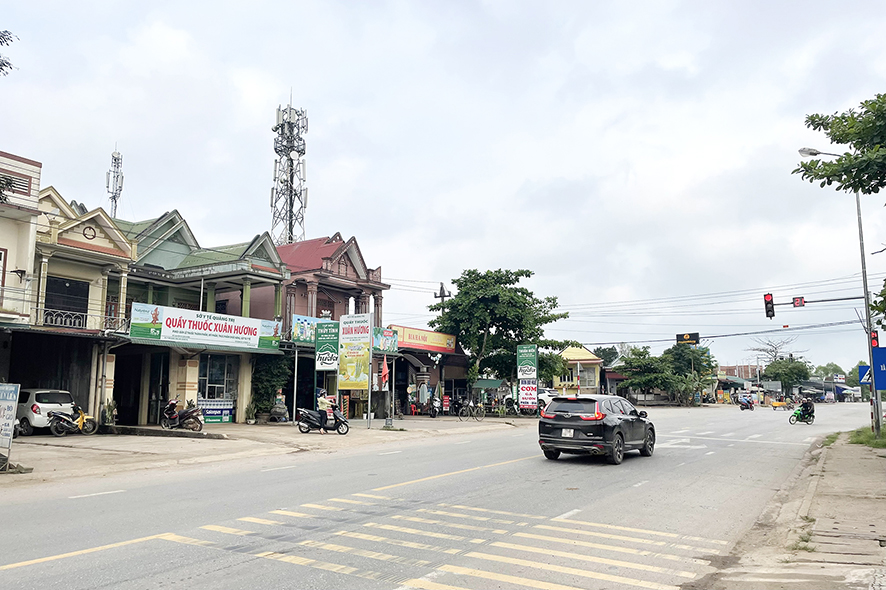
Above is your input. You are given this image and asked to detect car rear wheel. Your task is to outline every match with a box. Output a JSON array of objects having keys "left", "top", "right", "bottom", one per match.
[
  {"left": 543, "top": 450, "right": 560, "bottom": 460},
  {"left": 640, "top": 430, "right": 655, "bottom": 457},
  {"left": 19, "top": 418, "right": 33, "bottom": 436},
  {"left": 607, "top": 433, "right": 624, "bottom": 465}
]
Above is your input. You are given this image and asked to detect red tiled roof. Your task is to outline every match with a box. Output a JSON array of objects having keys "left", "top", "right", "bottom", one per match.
[{"left": 276, "top": 237, "right": 341, "bottom": 273}]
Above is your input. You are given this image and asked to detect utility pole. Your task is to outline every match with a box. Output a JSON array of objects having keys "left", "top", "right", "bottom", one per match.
[{"left": 434, "top": 282, "right": 451, "bottom": 305}]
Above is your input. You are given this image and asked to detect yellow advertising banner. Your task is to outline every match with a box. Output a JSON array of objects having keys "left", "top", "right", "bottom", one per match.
[
  {"left": 338, "top": 314, "right": 371, "bottom": 390},
  {"left": 389, "top": 325, "right": 456, "bottom": 354}
]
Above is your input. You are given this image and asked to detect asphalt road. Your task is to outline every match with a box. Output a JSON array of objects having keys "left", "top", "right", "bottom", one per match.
[{"left": 0, "top": 402, "right": 869, "bottom": 590}]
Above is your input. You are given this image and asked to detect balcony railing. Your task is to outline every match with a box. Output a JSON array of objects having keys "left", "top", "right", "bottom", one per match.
[{"left": 31, "top": 307, "right": 131, "bottom": 332}]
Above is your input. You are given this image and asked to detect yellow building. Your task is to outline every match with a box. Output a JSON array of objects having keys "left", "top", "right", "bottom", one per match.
[{"left": 552, "top": 346, "right": 603, "bottom": 395}]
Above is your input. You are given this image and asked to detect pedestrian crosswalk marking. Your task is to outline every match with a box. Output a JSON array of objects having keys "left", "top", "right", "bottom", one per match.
[
  {"left": 157, "top": 533, "right": 216, "bottom": 547},
  {"left": 353, "top": 493, "right": 392, "bottom": 500},
  {"left": 328, "top": 497, "right": 375, "bottom": 505},
  {"left": 513, "top": 532, "right": 710, "bottom": 565},
  {"left": 535, "top": 524, "right": 721, "bottom": 554},
  {"left": 364, "top": 522, "right": 485, "bottom": 543},
  {"left": 200, "top": 525, "right": 254, "bottom": 536},
  {"left": 438, "top": 503, "right": 545, "bottom": 520},
  {"left": 237, "top": 517, "right": 283, "bottom": 525},
  {"left": 403, "top": 578, "right": 473, "bottom": 590},
  {"left": 461, "top": 553, "right": 681, "bottom": 590},
  {"left": 334, "top": 530, "right": 462, "bottom": 555},
  {"left": 299, "top": 539, "right": 434, "bottom": 567},
  {"left": 269, "top": 510, "right": 314, "bottom": 518},
  {"left": 301, "top": 503, "right": 345, "bottom": 511},
  {"left": 392, "top": 514, "right": 508, "bottom": 534},
  {"left": 550, "top": 518, "right": 728, "bottom": 546},
  {"left": 418, "top": 508, "right": 514, "bottom": 524},
  {"left": 490, "top": 541, "right": 696, "bottom": 578}
]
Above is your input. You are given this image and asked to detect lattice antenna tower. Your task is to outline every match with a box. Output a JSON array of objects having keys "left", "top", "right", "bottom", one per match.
[
  {"left": 270, "top": 101, "right": 308, "bottom": 244},
  {"left": 106, "top": 149, "right": 124, "bottom": 218}
]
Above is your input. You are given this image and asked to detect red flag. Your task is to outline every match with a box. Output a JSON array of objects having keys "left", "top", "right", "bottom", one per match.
[{"left": 381, "top": 355, "right": 389, "bottom": 384}]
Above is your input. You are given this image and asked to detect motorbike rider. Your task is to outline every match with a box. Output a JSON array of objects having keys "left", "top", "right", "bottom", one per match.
[
  {"left": 316, "top": 389, "right": 332, "bottom": 433},
  {"left": 800, "top": 397, "right": 815, "bottom": 420}
]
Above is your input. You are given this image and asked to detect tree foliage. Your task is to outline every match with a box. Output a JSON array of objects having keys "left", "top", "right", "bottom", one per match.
[
  {"left": 592, "top": 346, "right": 618, "bottom": 367},
  {"left": 251, "top": 355, "right": 292, "bottom": 412},
  {"left": 762, "top": 359, "right": 810, "bottom": 396},
  {"left": 662, "top": 343, "right": 716, "bottom": 377},
  {"left": 812, "top": 362, "right": 845, "bottom": 379},
  {"left": 428, "top": 269, "right": 571, "bottom": 384},
  {"left": 618, "top": 347, "right": 677, "bottom": 397},
  {"left": 0, "top": 30, "right": 16, "bottom": 77},
  {"left": 793, "top": 94, "right": 886, "bottom": 195},
  {"left": 538, "top": 351, "right": 568, "bottom": 387}
]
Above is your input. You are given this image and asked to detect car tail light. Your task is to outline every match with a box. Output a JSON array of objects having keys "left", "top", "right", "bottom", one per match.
[
  {"left": 579, "top": 403, "right": 605, "bottom": 421},
  {"left": 31, "top": 403, "right": 40, "bottom": 415},
  {"left": 540, "top": 409, "right": 556, "bottom": 419}
]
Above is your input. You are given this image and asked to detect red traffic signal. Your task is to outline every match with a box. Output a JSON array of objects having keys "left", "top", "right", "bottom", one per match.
[
  {"left": 764, "top": 293, "right": 775, "bottom": 319},
  {"left": 872, "top": 330, "right": 880, "bottom": 348}
]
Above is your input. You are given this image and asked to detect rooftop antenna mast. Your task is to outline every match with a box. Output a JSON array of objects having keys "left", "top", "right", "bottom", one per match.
[
  {"left": 106, "top": 148, "right": 124, "bottom": 218},
  {"left": 270, "top": 98, "right": 308, "bottom": 244}
]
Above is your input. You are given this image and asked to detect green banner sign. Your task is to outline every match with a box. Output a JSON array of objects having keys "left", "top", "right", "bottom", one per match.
[
  {"left": 517, "top": 344, "right": 538, "bottom": 379},
  {"left": 315, "top": 321, "right": 340, "bottom": 371}
]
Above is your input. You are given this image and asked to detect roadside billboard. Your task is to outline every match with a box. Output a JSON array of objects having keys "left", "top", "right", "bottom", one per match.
[
  {"left": 292, "top": 314, "right": 320, "bottom": 344},
  {"left": 315, "top": 321, "right": 340, "bottom": 371},
  {"left": 519, "top": 379, "right": 538, "bottom": 409},
  {"left": 517, "top": 344, "right": 538, "bottom": 379},
  {"left": 0, "top": 383, "right": 20, "bottom": 468},
  {"left": 131, "top": 303, "right": 281, "bottom": 350},
  {"left": 373, "top": 327, "right": 398, "bottom": 353},
  {"left": 389, "top": 325, "right": 456, "bottom": 354}
]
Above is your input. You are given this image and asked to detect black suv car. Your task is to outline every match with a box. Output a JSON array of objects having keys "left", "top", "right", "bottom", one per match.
[{"left": 538, "top": 395, "right": 654, "bottom": 465}]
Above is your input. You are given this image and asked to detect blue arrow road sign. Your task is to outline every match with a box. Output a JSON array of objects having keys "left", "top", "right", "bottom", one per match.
[
  {"left": 860, "top": 365, "right": 871, "bottom": 384},
  {"left": 871, "top": 348, "right": 886, "bottom": 389}
]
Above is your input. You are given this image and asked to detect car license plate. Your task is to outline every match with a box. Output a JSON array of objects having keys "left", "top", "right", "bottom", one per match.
[{"left": 561, "top": 428, "right": 574, "bottom": 438}]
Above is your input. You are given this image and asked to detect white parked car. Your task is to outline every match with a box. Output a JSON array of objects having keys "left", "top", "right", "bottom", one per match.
[
  {"left": 16, "top": 389, "right": 75, "bottom": 435},
  {"left": 537, "top": 388, "right": 559, "bottom": 412}
]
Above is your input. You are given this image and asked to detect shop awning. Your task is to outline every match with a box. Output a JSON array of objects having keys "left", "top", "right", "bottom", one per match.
[
  {"left": 473, "top": 379, "right": 505, "bottom": 389},
  {"left": 127, "top": 337, "right": 283, "bottom": 355}
]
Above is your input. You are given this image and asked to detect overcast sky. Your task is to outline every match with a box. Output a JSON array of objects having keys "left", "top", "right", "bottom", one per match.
[{"left": 5, "top": 1, "right": 886, "bottom": 376}]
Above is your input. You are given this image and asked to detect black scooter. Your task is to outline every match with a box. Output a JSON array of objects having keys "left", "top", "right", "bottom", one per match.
[
  {"left": 161, "top": 399, "right": 204, "bottom": 431},
  {"left": 297, "top": 403, "right": 349, "bottom": 435}
]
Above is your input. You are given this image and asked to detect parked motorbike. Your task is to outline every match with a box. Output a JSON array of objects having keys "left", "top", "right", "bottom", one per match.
[
  {"left": 296, "top": 403, "right": 349, "bottom": 435},
  {"left": 47, "top": 404, "right": 98, "bottom": 437},
  {"left": 161, "top": 399, "right": 204, "bottom": 431},
  {"left": 428, "top": 395, "right": 442, "bottom": 418},
  {"left": 789, "top": 407, "right": 815, "bottom": 425},
  {"left": 738, "top": 398, "right": 754, "bottom": 411}
]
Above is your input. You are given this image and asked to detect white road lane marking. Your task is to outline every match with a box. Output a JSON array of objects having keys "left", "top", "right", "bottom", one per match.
[
  {"left": 746, "top": 434, "right": 762, "bottom": 439},
  {"left": 69, "top": 490, "right": 125, "bottom": 499},
  {"left": 671, "top": 430, "right": 689, "bottom": 434},
  {"left": 261, "top": 465, "right": 299, "bottom": 472},
  {"left": 379, "top": 451, "right": 402, "bottom": 455},
  {"left": 705, "top": 452, "right": 715, "bottom": 455},
  {"left": 697, "top": 431, "right": 714, "bottom": 435},
  {"left": 555, "top": 509, "right": 582, "bottom": 520},
  {"left": 722, "top": 432, "right": 735, "bottom": 437},
  {"left": 454, "top": 440, "right": 472, "bottom": 445},
  {"left": 632, "top": 480, "right": 648, "bottom": 487},
  {"left": 676, "top": 462, "right": 686, "bottom": 467},
  {"left": 657, "top": 434, "right": 806, "bottom": 447}
]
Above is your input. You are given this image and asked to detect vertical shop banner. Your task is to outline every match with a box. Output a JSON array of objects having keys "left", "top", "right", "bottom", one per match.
[
  {"left": 0, "top": 383, "right": 20, "bottom": 455},
  {"left": 130, "top": 303, "right": 280, "bottom": 349},
  {"left": 292, "top": 314, "right": 320, "bottom": 344},
  {"left": 517, "top": 344, "right": 538, "bottom": 379},
  {"left": 315, "top": 321, "right": 340, "bottom": 371},
  {"left": 338, "top": 314, "right": 372, "bottom": 389},
  {"left": 519, "top": 379, "right": 538, "bottom": 409}
]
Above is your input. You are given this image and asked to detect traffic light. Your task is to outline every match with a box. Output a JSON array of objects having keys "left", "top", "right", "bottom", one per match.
[
  {"left": 764, "top": 293, "right": 775, "bottom": 319},
  {"left": 872, "top": 330, "right": 880, "bottom": 348}
]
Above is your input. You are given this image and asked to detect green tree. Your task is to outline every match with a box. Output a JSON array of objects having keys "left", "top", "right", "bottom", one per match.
[
  {"left": 538, "top": 351, "right": 568, "bottom": 387},
  {"left": 0, "top": 30, "right": 16, "bottom": 77},
  {"left": 251, "top": 355, "right": 292, "bottom": 412},
  {"left": 793, "top": 93, "right": 886, "bottom": 196},
  {"left": 618, "top": 347, "right": 678, "bottom": 399},
  {"left": 813, "top": 362, "right": 846, "bottom": 380},
  {"left": 592, "top": 346, "right": 618, "bottom": 367},
  {"left": 762, "top": 359, "right": 810, "bottom": 396},
  {"left": 428, "top": 269, "right": 570, "bottom": 385},
  {"left": 662, "top": 343, "right": 716, "bottom": 377}
]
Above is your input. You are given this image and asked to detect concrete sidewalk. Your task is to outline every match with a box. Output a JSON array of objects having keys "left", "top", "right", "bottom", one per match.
[
  {"left": 0, "top": 415, "right": 533, "bottom": 486},
  {"left": 687, "top": 433, "right": 886, "bottom": 590}
]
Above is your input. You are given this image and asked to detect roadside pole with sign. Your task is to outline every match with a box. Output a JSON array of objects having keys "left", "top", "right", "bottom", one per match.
[
  {"left": 315, "top": 320, "right": 340, "bottom": 411},
  {"left": 0, "top": 384, "right": 20, "bottom": 472},
  {"left": 517, "top": 344, "right": 538, "bottom": 409}
]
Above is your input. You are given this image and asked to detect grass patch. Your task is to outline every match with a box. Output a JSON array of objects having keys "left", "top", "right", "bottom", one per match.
[
  {"left": 788, "top": 541, "right": 817, "bottom": 552},
  {"left": 798, "top": 532, "right": 812, "bottom": 543},
  {"left": 848, "top": 427, "right": 886, "bottom": 448},
  {"left": 822, "top": 432, "right": 840, "bottom": 447},
  {"left": 800, "top": 515, "right": 816, "bottom": 524}
]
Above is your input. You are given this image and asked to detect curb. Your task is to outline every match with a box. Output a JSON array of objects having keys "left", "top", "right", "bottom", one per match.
[
  {"left": 798, "top": 444, "right": 829, "bottom": 519},
  {"left": 105, "top": 425, "right": 229, "bottom": 440}
]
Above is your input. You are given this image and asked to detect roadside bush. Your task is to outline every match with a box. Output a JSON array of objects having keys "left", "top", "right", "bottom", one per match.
[{"left": 848, "top": 427, "right": 886, "bottom": 449}]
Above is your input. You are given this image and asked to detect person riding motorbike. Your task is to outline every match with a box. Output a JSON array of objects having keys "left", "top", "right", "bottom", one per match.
[{"left": 800, "top": 397, "right": 814, "bottom": 420}]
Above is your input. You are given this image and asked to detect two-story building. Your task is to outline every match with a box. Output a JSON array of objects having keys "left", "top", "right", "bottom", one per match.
[{"left": 553, "top": 346, "right": 604, "bottom": 395}]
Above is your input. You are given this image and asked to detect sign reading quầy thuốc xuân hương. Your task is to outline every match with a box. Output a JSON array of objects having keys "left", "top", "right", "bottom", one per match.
[{"left": 130, "top": 303, "right": 281, "bottom": 349}]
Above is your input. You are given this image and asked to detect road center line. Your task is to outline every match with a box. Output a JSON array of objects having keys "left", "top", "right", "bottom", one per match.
[
  {"left": 379, "top": 450, "right": 403, "bottom": 455},
  {"left": 261, "top": 465, "right": 299, "bottom": 472},
  {"left": 657, "top": 434, "right": 805, "bottom": 446},
  {"left": 68, "top": 490, "right": 126, "bottom": 499},
  {"left": 0, "top": 534, "right": 164, "bottom": 570}
]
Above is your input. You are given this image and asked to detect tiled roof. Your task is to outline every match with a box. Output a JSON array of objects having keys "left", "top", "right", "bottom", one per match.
[{"left": 276, "top": 236, "right": 342, "bottom": 273}]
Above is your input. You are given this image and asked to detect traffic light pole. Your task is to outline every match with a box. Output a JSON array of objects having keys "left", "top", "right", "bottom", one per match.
[{"left": 855, "top": 190, "right": 882, "bottom": 438}]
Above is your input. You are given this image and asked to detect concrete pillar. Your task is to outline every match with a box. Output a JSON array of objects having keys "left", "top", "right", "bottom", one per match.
[
  {"left": 35, "top": 254, "right": 50, "bottom": 325},
  {"left": 241, "top": 278, "right": 251, "bottom": 318},
  {"left": 138, "top": 352, "right": 150, "bottom": 425},
  {"left": 359, "top": 292, "right": 370, "bottom": 315},
  {"left": 374, "top": 292, "right": 383, "bottom": 327},
  {"left": 175, "top": 356, "right": 200, "bottom": 408},
  {"left": 206, "top": 283, "right": 216, "bottom": 313},
  {"left": 274, "top": 283, "right": 283, "bottom": 318},
  {"left": 307, "top": 282, "right": 318, "bottom": 317},
  {"left": 117, "top": 271, "right": 128, "bottom": 320},
  {"left": 237, "top": 354, "right": 251, "bottom": 423},
  {"left": 147, "top": 283, "right": 154, "bottom": 304}
]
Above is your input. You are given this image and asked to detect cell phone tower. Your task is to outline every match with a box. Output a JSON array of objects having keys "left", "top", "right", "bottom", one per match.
[
  {"left": 106, "top": 149, "right": 124, "bottom": 218},
  {"left": 270, "top": 100, "right": 308, "bottom": 245}
]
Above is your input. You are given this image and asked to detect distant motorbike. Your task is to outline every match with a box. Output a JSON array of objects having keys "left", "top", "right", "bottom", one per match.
[
  {"left": 789, "top": 407, "right": 815, "bottom": 425},
  {"left": 738, "top": 398, "right": 754, "bottom": 411},
  {"left": 297, "top": 403, "right": 349, "bottom": 435},
  {"left": 161, "top": 399, "right": 204, "bottom": 431},
  {"left": 428, "top": 395, "right": 442, "bottom": 418},
  {"left": 47, "top": 404, "right": 98, "bottom": 437}
]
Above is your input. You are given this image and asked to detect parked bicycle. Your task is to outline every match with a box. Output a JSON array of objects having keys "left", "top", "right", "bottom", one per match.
[{"left": 458, "top": 398, "right": 485, "bottom": 421}]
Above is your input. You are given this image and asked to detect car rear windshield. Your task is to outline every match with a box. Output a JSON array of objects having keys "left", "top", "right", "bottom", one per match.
[
  {"left": 548, "top": 399, "right": 597, "bottom": 413},
  {"left": 35, "top": 392, "right": 74, "bottom": 404}
]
